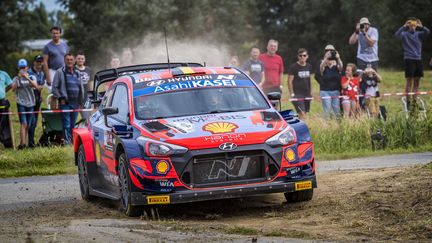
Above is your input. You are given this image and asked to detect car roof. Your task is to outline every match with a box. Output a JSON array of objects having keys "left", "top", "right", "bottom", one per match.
[{"left": 129, "top": 66, "right": 242, "bottom": 84}]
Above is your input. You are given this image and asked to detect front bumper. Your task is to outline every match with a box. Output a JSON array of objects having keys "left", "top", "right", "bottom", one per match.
[{"left": 130, "top": 175, "right": 317, "bottom": 205}]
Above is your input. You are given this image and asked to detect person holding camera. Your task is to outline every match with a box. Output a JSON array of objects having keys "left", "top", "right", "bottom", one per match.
[
  {"left": 395, "top": 17, "right": 430, "bottom": 103},
  {"left": 52, "top": 53, "right": 85, "bottom": 145},
  {"left": 349, "top": 17, "right": 379, "bottom": 71},
  {"left": 11, "top": 59, "right": 39, "bottom": 149},
  {"left": 318, "top": 45, "right": 343, "bottom": 119},
  {"left": 361, "top": 66, "right": 382, "bottom": 118}
]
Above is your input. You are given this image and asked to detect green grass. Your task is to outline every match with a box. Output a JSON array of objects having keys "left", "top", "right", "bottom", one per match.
[
  {"left": 0, "top": 70, "right": 431, "bottom": 178},
  {"left": 224, "top": 226, "right": 259, "bottom": 235},
  {"left": 0, "top": 146, "right": 75, "bottom": 178}
]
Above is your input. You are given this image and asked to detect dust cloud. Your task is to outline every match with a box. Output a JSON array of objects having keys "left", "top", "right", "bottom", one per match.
[{"left": 125, "top": 33, "right": 231, "bottom": 67}]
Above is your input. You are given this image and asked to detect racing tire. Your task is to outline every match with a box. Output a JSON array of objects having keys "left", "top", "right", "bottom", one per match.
[
  {"left": 118, "top": 153, "right": 142, "bottom": 217},
  {"left": 77, "top": 144, "right": 95, "bottom": 201},
  {"left": 284, "top": 189, "right": 314, "bottom": 203}
]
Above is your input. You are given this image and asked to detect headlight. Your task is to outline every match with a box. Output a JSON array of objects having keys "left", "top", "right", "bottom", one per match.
[
  {"left": 137, "top": 136, "right": 188, "bottom": 157},
  {"left": 265, "top": 126, "right": 296, "bottom": 147}
]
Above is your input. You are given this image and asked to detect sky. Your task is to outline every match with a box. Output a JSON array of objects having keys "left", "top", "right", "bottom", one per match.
[{"left": 37, "top": 0, "right": 64, "bottom": 12}]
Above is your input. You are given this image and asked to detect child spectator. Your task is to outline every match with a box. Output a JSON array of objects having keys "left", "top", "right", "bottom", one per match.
[
  {"left": 11, "top": 59, "right": 39, "bottom": 149},
  {"left": 361, "top": 66, "right": 382, "bottom": 118},
  {"left": 341, "top": 63, "right": 360, "bottom": 118}
]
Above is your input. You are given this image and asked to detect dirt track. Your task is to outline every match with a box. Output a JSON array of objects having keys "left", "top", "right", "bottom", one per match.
[{"left": 0, "top": 153, "right": 431, "bottom": 242}]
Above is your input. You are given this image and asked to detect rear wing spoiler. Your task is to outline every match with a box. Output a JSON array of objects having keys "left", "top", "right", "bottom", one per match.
[{"left": 92, "top": 62, "right": 204, "bottom": 100}]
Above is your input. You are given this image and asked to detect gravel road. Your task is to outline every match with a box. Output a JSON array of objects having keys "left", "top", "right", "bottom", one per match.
[{"left": 1, "top": 152, "right": 430, "bottom": 212}]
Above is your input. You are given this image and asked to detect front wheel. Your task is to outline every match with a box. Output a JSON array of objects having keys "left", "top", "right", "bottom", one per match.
[
  {"left": 284, "top": 189, "right": 314, "bottom": 203},
  {"left": 77, "top": 144, "right": 95, "bottom": 201},
  {"left": 118, "top": 153, "right": 142, "bottom": 217}
]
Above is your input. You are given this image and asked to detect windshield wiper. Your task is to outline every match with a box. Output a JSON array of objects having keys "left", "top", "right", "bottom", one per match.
[{"left": 207, "top": 109, "right": 238, "bottom": 114}]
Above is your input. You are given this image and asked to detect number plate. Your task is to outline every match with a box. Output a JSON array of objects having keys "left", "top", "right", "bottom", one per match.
[
  {"left": 147, "top": 195, "right": 170, "bottom": 205},
  {"left": 295, "top": 181, "right": 312, "bottom": 191}
]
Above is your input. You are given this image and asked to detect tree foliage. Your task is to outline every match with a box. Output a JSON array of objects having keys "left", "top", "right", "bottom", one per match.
[{"left": 0, "top": 0, "right": 51, "bottom": 73}]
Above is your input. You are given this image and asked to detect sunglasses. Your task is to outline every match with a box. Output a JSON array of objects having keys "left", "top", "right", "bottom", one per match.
[{"left": 298, "top": 54, "right": 308, "bottom": 57}]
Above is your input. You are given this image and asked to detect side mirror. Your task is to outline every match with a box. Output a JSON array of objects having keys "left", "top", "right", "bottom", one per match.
[
  {"left": 267, "top": 92, "right": 281, "bottom": 100},
  {"left": 102, "top": 107, "right": 118, "bottom": 127},
  {"left": 267, "top": 92, "right": 281, "bottom": 111}
]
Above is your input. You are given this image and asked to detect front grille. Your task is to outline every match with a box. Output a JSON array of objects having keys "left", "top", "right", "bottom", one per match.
[{"left": 180, "top": 150, "right": 278, "bottom": 188}]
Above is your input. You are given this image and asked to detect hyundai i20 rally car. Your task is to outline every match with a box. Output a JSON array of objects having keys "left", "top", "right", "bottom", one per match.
[{"left": 73, "top": 63, "right": 316, "bottom": 216}]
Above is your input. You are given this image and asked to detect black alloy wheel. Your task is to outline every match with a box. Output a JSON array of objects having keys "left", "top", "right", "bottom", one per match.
[
  {"left": 118, "top": 153, "right": 142, "bottom": 217},
  {"left": 77, "top": 144, "right": 94, "bottom": 201}
]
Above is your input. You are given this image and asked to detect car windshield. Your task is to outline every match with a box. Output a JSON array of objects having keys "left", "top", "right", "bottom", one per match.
[{"left": 134, "top": 87, "right": 269, "bottom": 120}]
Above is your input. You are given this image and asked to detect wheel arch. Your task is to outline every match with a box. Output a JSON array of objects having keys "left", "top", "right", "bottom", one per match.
[{"left": 73, "top": 128, "right": 95, "bottom": 165}]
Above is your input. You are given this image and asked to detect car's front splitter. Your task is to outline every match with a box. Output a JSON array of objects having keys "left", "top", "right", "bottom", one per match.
[{"left": 130, "top": 175, "right": 317, "bottom": 205}]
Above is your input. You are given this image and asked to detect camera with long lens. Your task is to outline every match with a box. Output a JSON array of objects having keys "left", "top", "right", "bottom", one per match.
[{"left": 360, "top": 24, "right": 365, "bottom": 30}]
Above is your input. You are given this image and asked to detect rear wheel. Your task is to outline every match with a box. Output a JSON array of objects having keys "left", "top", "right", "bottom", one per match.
[
  {"left": 284, "top": 189, "right": 314, "bottom": 203},
  {"left": 118, "top": 153, "right": 142, "bottom": 217},
  {"left": 77, "top": 144, "right": 94, "bottom": 201}
]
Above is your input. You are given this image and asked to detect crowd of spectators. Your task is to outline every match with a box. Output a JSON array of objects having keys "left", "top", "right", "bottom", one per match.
[{"left": 0, "top": 16, "right": 431, "bottom": 148}]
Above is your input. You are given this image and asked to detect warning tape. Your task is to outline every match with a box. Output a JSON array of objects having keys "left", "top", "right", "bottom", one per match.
[
  {"left": 284, "top": 91, "right": 432, "bottom": 102},
  {"left": 0, "top": 91, "right": 431, "bottom": 115},
  {"left": 0, "top": 108, "right": 94, "bottom": 116}
]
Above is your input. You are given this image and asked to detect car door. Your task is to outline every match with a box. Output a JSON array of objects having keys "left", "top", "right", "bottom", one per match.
[{"left": 92, "top": 84, "right": 130, "bottom": 192}]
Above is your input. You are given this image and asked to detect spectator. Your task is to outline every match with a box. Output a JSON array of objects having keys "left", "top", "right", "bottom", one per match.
[
  {"left": 228, "top": 55, "right": 240, "bottom": 68},
  {"left": 287, "top": 48, "right": 312, "bottom": 119},
  {"left": 110, "top": 55, "right": 121, "bottom": 68},
  {"left": 395, "top": 17, "right": 430, "bottom": 103},
  {"left": 241, "top": 47, "right": 265, "bottom": 85},
  {"left": 0, "top": 69, "right": 13, "bottom": 148},
  {"left": 76, "top": 52, "right": 92, "bottom": 120},
  {"left": 43, "top": 26, "right": 69, "bottom": 87},
  {"left": 349, "top": 17, "right": 379, "bottom": 70},
  {"left": 318, "top": 45, "right": 343, "bottom": 119},
  {"left": 361, "top": 66, "right": 382, "bottom": 118},
  {"left": 259, "top": 39, "right": 284, "bottom": 94},
  {"left": 341, "top": 63, "right": 360, "bottom": 118},
  {"left": 52, "top": 53, "right": 84, "bottom": 145},
  {"left": 11, "top": 59, "right": 39, "bottom": 149},
  {"left": 27, "top": 55, "right": 46, "bottom": 147},
  {"left": 121, "top": 47, "right": 134, "bottom": 66}
]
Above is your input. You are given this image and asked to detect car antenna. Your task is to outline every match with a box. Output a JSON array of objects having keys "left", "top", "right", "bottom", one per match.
[{"left": 164, "top": 28, "right": 171, "bottom": 73}]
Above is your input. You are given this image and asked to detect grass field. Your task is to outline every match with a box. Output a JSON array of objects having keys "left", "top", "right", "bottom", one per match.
[{"left": 0, "top": 69, "right": 431, "bottom": 177}]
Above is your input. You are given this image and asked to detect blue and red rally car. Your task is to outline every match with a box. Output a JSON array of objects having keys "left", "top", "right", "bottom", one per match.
[{"left": 73, "top": 63, "right": 316, "bottom": 216}]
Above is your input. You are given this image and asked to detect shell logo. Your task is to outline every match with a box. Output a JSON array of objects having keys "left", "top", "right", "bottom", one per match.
[
  {"left": 156, "top": 160, "right": 169, "bottom": 174},
  {"left": 203, "top": 122, "right": 239, "bottom": 134},
  {"left": 285, "top": 148, "right": 296, "bottom": 162}
]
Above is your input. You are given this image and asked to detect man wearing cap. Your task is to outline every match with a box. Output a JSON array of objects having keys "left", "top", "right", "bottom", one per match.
[
  {"left": 0, "top": 68, "right": 13, "bottom": 148},
  {"left": 11, "top": 59, "right": 39, "bottom": 149},
  {"left": 27, "top": 55, "right": 46, "bottom": 147},
  {"left": 349, "top": 17, "right": 379, "bottom": 71},
  {"left": 259, "top": 39, "right": 284, "bottom": 94},
  {"left": 43, "top": 26, "right": 69, "bottom": 87}
]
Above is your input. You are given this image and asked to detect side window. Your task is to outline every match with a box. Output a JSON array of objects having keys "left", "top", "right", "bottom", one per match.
[
  {"left": 100, "top": 88, "right": 114, "bottom": 108},
  {"left": 110, "top": 85, "right": 129, "bottom": 123}
]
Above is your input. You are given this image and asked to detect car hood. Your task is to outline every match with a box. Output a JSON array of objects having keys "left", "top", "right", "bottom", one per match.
[{"left": 137, "top": 110, "right": 287, "bottom": 149}]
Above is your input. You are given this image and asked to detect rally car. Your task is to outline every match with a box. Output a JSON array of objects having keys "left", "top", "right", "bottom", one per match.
[{"left": 73, "top": 63, "right": 316, "bottom": 216}]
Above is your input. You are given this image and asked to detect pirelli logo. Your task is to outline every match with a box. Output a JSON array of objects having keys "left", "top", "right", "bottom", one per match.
[
  {"left": 147, "top": 195, "right": 170, "bottom": 205},
  {"left": 295, "top": 181, "right": 312, "bottom": 191}
]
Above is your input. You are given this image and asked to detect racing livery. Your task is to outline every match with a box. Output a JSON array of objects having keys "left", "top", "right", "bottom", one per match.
[{"left": 73, "top": 63, "right": 316, "bottom": 216}]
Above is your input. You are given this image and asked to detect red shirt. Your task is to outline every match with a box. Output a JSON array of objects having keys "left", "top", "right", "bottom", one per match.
[
  {"left": 341, "top": 76, "right": 359, "bottom": 100},
  {"left": 259, "top": 53, "right": 284, "bottom": 88}
]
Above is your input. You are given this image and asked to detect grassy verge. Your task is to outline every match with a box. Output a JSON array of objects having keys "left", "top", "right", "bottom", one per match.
[{"left": 0, "top": 146, "right": 75, "bottom": 178}]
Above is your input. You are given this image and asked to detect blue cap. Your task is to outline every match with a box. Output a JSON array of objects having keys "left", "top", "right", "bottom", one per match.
[{"left": 17, "top": 59, "right": 28, "bottom": 68}]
